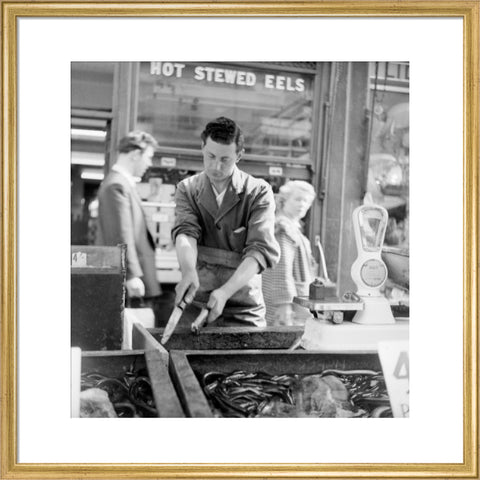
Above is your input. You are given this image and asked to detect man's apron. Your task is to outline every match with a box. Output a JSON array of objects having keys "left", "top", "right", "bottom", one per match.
[{"left": 184, "top": 245, "right": 266, "bottom": 327}]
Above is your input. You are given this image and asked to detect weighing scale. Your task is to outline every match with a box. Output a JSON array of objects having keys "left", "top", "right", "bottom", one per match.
[
  {"left": 350, "top": 203, "right": 395, "bottom": 324},
  {"left": 295, "top": 202, "right": 407, "bottom": 351}
]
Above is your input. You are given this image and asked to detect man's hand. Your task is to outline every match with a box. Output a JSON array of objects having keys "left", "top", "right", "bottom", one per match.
[
  {"left": 126, "top": 277, "right": 145, "bottom": 298},
  {"left": 273, "top": 304, "right": 293, "bottom": 326},
  {"left": 206, "top": 288, "right": 230, "bottom": 323},
  {"left": 175, "top": 269, "right": 199, "bottom": 305}
]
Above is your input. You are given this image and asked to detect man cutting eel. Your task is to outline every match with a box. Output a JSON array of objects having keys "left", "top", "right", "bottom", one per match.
[{"left": 172, "top": 117, "right": 281, "bottom": 327}]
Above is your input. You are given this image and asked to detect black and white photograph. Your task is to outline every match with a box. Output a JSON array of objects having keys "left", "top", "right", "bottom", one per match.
[
  {"left": 71, "top": 61, "right": 410, "bottom": 419},
  {"left": 3, "top": 5, "right": 476, "bottom": 477}
]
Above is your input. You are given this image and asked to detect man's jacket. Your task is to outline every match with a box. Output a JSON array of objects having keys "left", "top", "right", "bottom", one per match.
[{"left": 97, "top": 171, "right": 160, "bottom": 297}]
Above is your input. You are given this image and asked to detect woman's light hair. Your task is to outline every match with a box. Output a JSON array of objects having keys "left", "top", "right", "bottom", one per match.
[{"left": 276, "top": 180, "right": 316, "bottom": 211}]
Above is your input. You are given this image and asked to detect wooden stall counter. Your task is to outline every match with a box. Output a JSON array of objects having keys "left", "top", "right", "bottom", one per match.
[{"left": 132, "top": 323, "right": 304, "bottom": 353}]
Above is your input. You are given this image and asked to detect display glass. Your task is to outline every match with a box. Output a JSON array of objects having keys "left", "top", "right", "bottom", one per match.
[
  {"left": 366, "top": 62, "right": 409, "bottom": 249},
  {"left": 359, "top": 207, "right": 387, "bottom": 251},
  {"left": 137, "top": 62, "right": 314, "bottom": 163}
]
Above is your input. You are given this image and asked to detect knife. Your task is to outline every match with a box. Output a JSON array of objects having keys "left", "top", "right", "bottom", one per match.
[
  {"left": 191, "top": 307, "right": 210, "bottom": 335},
  {"left": 160, "top": 298, "right": 187, "bottom": 345}
]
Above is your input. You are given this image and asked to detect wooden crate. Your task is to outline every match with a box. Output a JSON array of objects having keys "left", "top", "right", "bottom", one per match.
[
  {"left": 169, "top": 350, "right": 382, "bottom": 417},
  {"left": 132, "top": 323, "right": 304, "bottom": 352},
  {"left": 71, "top": 245, "right": 126, "bottom": 350},
  {"left": 81, "top": 349, "right": 184, "bottom": 417}
]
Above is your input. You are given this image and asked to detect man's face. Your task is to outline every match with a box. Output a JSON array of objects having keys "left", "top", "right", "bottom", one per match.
[
  {"left": 133, "top": 145, "right": 154, "bottom": 178},
  {"left": 202, "top": 137, "right": 241, "bottom": 184}
]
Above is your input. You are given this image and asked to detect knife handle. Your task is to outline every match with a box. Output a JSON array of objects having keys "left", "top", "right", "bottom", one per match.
[
  {"left": 177, "top": 299, "right": 187, "bottom": 311},
  {"left": 191, "top": 308, "right": 210, "bottom": 334}
]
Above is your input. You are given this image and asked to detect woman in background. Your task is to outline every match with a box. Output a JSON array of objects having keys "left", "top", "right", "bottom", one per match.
[{"left": 262, "top": 181, "right": 317, "bottom": 326}]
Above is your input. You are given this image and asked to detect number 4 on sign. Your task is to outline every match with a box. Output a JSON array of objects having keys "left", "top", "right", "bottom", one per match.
[
  {"left": 378, "top": 341, "right": 409, "bottom": 418},
  {"left": 71, "top": 252, "right": 87, "bottom": 267},
  {"left": 393, "top": 351, "right": 409, "bottom": 379}
]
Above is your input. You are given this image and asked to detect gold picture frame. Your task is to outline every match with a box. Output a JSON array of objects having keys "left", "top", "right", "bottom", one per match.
[{"left": 1, "top": 1, "right": 478, "bottom": 478}]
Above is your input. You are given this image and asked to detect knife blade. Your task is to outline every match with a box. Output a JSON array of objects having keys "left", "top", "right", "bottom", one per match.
[
  {"left": 191, "top": 307, "right": 210, "bottom": 335},
  {"left": 160, "top": 299, "right": 187, "bottom": 345}
]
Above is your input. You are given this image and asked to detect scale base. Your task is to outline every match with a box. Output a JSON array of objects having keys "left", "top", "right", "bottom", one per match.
[
  {"left": 293, "top": 296, "right": 363, "bottom": 311},
  {"left": 352, "top": 296, "right": 395, "bottom": 325},
  {"left": 301, "top": 317, "right": 408, "bottom": 352}
]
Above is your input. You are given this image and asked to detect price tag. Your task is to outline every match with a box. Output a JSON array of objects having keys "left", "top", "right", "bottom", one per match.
[
  {"left": 160, "top": 157, "right": 176, "bottom": 167},
  {"left": 378, "top": 341, "right": 409, "bottom": 417},
  {"left": 268, "top": 166, "right": 283, "bottom": 176},
  {"left": 71, "top": 252, "right": 87, "bottom": 267}
]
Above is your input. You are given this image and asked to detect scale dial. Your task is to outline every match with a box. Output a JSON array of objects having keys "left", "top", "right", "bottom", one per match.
[{"left": 360, "top": 258, "right": 387, "bottom": 288}]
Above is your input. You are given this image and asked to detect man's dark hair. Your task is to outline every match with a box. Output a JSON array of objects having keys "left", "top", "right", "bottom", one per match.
[
  {"left": 118, "top": 131, "right": 158, "bottom": 154},
  {"left": 200, "top": 117, "right": 245, "bottom": 153}
]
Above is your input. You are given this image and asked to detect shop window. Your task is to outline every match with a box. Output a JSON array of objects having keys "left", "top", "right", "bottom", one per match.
[
  {"left": 366, "top": 62, "right": 409, "bottom": 306},
  {"left": 367, "top": 62, "right": 409, "bottom": 249},
  {"left": 70, "top": 110, "right": 110, "bottom": 246},
  {"left": 136, "top": 62, "right": 314, "bottom": 162}
]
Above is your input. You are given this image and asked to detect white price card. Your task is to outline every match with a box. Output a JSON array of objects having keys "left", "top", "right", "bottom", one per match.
[
  {"left": 268, "top": 166, "right": 283, "bottom": 176},
  {"left": 378, "top": 340, "right": 409, "bottom": 418},
  {"left": 160, "top": 156, "right": 176, "bottom": 167},
  {"left": 71, "top": 252, "right": 87, "bottom": 267}
]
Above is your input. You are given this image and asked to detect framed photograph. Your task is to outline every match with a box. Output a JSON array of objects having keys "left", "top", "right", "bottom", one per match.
[{"left": 1, "top": 1, "right": 478, "bottom": 479}]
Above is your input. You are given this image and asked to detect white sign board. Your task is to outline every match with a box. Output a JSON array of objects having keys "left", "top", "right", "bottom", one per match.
[
  {"left": 160, "top": 156, "right": 176, "bottom": 167},
  {"left": 268, "top": 166, "right": 283, "bottom": 176},
  {"left": 71, "top": 252, "right": 87, "bottom": 267},
  {"left": 378, "top": 340, "right": 409, "bottom": 417}
]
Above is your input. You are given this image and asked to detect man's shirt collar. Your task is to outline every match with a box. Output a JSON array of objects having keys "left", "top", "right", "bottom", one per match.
[
  {"left": 112, "top": 164, "right": 137, "bottom": 187},
  {"left": 230, "top": 166, "right": 245, "bottom": 194},
  {"left": 211, "top": 184, "right": 227, "bottom": 207}
]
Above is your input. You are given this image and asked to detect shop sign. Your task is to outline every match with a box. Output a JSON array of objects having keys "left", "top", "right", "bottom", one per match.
[
  {"left": 383, "top": 62, "right": 409, "bottom": 81},
  {"left": 378, "top": 341, "right": 409, "bottom": 417},
  {"left": 149, "top": 62, "right": 306, "bottom": 93}
]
